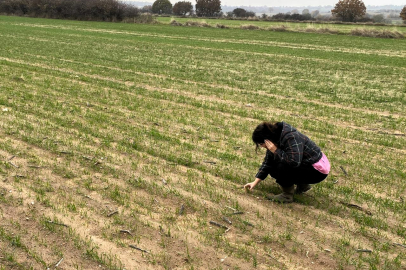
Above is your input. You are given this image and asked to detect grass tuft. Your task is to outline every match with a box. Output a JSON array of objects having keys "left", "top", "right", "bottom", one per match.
[
  {"left": 350, "top": 28, "right": 405, "bottom": 38},
  {"left": 304, "top": 27, "right": 340, "bottom": 34},
  {"left": 215, "top": 23, "right": 228, "bottom": 29},
  {"left": 170, "top": 19, "right": 183, "bottom": 26},
  {"left": 267, "top": 25, "right": 288, "bottom": 32},
  {"left": 185, "top": 21, "right": 212, "bottom": 27},
  {"left": 240, "top": 24, "right": 260, "bottom": 30}
]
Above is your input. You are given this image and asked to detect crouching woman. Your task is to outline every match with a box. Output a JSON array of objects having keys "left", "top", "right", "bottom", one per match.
[{"left": 244, "top": 121, "right": 330, "bottom": 203}]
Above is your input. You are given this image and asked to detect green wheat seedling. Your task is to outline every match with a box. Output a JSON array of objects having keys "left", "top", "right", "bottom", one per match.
[{"left": 0, "top": 15, "right": 405, "bottom": 269}]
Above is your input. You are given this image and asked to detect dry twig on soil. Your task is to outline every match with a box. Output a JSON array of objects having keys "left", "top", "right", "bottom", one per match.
[
  {"left": 393, "top": 243, "right": 406, "bottom": 249},
  {"left": 222, "top": 217, "right": 232, "bottom": 225},
  {"left": 203, "top": 161, "right": 216, "bottom": 164},
  {"left": 356, "top": 249, "right": 372, "bottom": 253},
  {"left": 47, "top": 220, "right": 69, "bottom": 227},
  {"left": 120, "top": 230, "right": 133, "bottom": 236},
  {"left": 8, "top": 161, "right": 19, "bottom": 168},
  {"left": 59, "top": 151, "right": 72, "bottom": 155},
  {"left": 27, "top": 165, "right": 41, "bottom": 168},
  {"left": 225, "top": 206, "right": 237, "bottom": 211},
  {"left": 209, "top": 221, "right": 229, "bottom": 231},
  {"left": 243, "top": 220, "right": 254, "bottom": 227},
  {"left": 107, "top": 210, "right": 118, "bottom": 217},
  {"left": 179, "top": 204, "right": 185, "bottom": 215},
  {"left": 339, "top": 201, "right": 372, "bottom": 216},
  {"left": 55, "top": 257, "right": 64, "bottom": 267},
  {"left": 225, "top": 206, "right": 244, "bottom": 215},
  {"left": 377, "top": 131, "right": 406, "bottom": 137},
  {"left": 340, "top": 166, "right": 348, "bottom": 176},
  {"left": 129, "top": 245, "right": 149, "bottom": 253}
]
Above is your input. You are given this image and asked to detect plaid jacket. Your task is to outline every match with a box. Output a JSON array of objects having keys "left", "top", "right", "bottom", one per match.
[{"left": 256, "top": 122, "right": 323, "bottom": 180}]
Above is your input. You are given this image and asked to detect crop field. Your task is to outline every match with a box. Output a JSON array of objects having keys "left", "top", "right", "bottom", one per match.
[
  {"left": 0, "top": 15, "right": 405, "bottom": 270},
  {"left": 156, "top": 16, "right": 406, "bottom": 34}
]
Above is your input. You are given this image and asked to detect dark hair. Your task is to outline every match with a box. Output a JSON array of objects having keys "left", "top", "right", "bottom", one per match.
[{"left": 252, "top": 122, "right": 282, "bottom": 152}]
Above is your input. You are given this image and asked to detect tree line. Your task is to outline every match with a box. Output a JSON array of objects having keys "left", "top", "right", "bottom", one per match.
[
  {"left": 151, "top": 0, "right": 221, "bottom": 17},
  {"left": 151, "top": 0, "right": 406, "bottom": 23},
  {"left": 0, "top": 0, "right": 140, "bottom": 21},
  {"left": 0, "top": 0, "right": 405, "bottom": 24}
]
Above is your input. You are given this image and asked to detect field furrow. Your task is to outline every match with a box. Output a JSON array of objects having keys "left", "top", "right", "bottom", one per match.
[{"left": 1, "top": 15, "right": 405, "bottom": 270}]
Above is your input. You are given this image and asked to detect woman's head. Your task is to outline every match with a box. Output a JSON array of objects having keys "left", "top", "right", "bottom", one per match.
[{"left": 252, "top": 122, "right": 282, "bottom": 151}]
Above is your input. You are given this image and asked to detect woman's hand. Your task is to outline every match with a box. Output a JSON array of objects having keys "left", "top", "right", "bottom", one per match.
[
  {"left": 264, "top": 139, "right": 277, "bottom": 153},
  {"left": 244, "top": 178, "right": 262, "bottom": 191}
]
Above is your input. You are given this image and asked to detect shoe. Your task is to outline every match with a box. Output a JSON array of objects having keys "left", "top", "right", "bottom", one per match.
[
  {"left": 295, "top": 184, "right": 311, "bottom": 194},
  {"left": 266, "top": 185, "right": 294, "bottom": 203}
]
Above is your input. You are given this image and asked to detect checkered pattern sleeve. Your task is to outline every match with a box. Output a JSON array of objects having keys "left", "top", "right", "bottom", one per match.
[
  {"left": 274, "top": 133, "right": 304, "bottom": 167},
  {"left": 255, "top": 150, "right": 273, "bottom": 180}
]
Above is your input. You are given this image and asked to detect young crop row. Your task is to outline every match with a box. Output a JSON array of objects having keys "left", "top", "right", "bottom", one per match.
[{"left": 0, "top": 16, "right": 405, "bottom": 269}]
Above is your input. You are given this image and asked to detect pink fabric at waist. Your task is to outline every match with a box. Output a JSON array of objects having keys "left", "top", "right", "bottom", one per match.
[{"left": 312, "top": 152, "right": 330, "bottom": 174}]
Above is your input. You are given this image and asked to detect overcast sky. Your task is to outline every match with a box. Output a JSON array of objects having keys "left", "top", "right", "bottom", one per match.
[{"left": 220, "top": 0, "right": 404, "bottom": 6}]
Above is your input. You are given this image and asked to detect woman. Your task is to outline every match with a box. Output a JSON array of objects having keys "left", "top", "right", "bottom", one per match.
[{"left": 244, "top": 121, "right": 330, "bottom": 203}]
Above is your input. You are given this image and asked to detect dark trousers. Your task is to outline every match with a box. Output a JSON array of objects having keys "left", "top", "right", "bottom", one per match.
[{"left": 268, "top": 163, "right": 328, "bottom": 188}]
